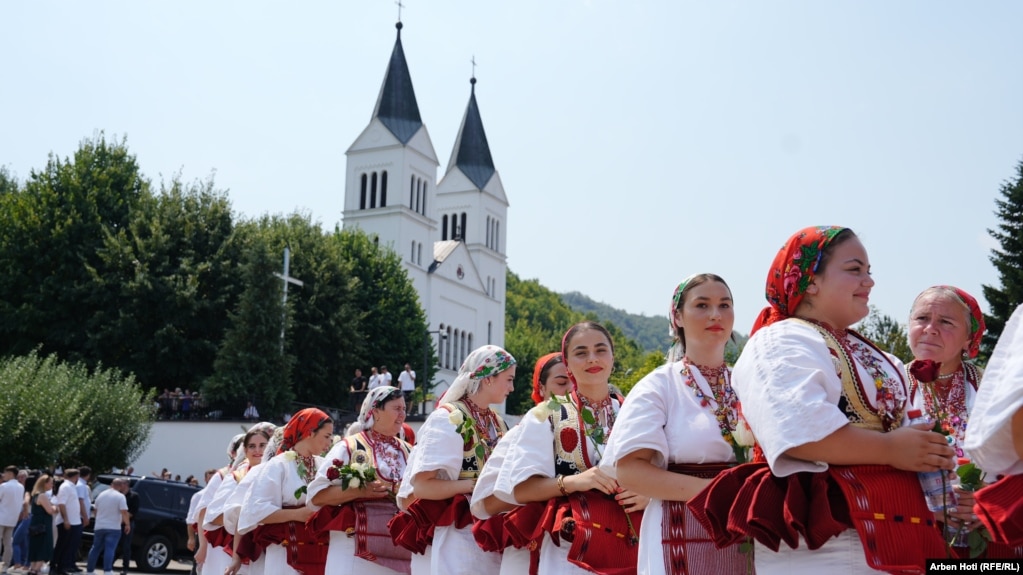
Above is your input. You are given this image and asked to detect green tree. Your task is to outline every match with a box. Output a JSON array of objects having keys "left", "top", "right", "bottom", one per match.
[
  {"left": 333, "top": 229, "right": 430, "bottom": 407},
  {"left": 855, "top": 305, "right": 912, "bottom": 363},
  {"left": 0, "top": 134, "right": 148, "bottom": 364},
  {"left": 0, "top": 351, "right": 153, "bottom": 471},
  {"left": 982, "top": 157, "right": 1023, "bottom": 358},
  {"left": 206, "top": 235, "right": 293, "bottom": 417},
  {"left": 86, "top": 174, "right": 239, "bottom": 391},
  {"left": 504, "top": 271, "right": 649, "bottom": 414}
]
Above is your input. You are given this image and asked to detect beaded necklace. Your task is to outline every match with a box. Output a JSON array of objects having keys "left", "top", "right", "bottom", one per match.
[
  {"left": 802, "top": 319, "right": 906, "bottom": 431},
  {"left": 910, "top": 366, "right": 969, "bottom": 456},
  {"left": 463, "top": 397, "right": 502, "bottom": 460},
  {"left": 575, "top": 389, "right": 617, "bottom": 468},
  {"left": 679, "top": 358, "right": 740, "bottom": 448}
]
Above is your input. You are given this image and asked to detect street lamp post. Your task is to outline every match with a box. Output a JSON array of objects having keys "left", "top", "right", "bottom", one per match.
[{"left": 421, "top": 328, "right": 446, "bottom": 415}]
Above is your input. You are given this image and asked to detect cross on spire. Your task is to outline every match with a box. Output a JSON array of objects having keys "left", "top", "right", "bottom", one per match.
[
  {"left": 471, "top": 55, "right": 477, "bottom": 79},
  {"left": 396, "top": 0, "right": 405, "bottom": 22}
]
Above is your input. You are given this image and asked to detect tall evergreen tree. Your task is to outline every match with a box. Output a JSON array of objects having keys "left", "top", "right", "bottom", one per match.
[
  {"left": 205, "top": 236, "right": 293, "bottom": 418},
  {"left": 981, "top": 158, "right": 1023, "bottom": 356}
]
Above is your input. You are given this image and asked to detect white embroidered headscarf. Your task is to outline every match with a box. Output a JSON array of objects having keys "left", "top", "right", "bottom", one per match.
[
  {"left": 436, "top": 344, "right": 517, "bottom": 406},
  {"left": 347, "top": 386, "right": 404, "bottom": 436}
]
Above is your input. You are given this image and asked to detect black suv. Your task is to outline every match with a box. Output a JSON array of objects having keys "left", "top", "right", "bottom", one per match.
[{"left": 82, "top": 474, "right": 200, "bottom": 572}]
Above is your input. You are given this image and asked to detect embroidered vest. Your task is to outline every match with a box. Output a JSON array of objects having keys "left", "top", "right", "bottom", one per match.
[
  {"left": 548, "top": 391, "right": 623, "bottom": 477},
  {"left": 792, "top": 318, "right": 906, "bottom": 432},
  {"left": 442, "top": 401, "right": 508, "bottom": 479},
  {"left": 342, "top": 433, "right": 412, "bottom": 474}
]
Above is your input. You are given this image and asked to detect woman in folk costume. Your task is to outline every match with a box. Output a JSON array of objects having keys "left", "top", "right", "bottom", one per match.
[
  {"left": 471, "top": 352, "right": 570, "bottom": 575},
  {"left": 237, "top": 408, "right": 334, "bottom": 575},
  {"left": 389, "top": 345, "right": 516, "bottom": 575},
  {"left": 307, "top": 386, "right": 413, "bottom": 575},
  {"left": 904, "top": 285, "right": 1014, "bottom": 555},
  {"left": 204, "top": 422, "right": 273, "bottom": 575},
  {"left": 494, "top": 321, "right": 648, "bottom": 575},
  {"left": 688, "top": 226, "right": 957, "bottom": 574},
  {"left": 225, "top": 427, "right": 285, "bottom": 575},
  {"left": 600, "top": 274, "right": 753, "bottom": 574},
  {"left": 965, "top": 304, "right": 1023, "bottom": 550},
  {"left": 194, "top": 432, "right": 246, "bottom": 570}
]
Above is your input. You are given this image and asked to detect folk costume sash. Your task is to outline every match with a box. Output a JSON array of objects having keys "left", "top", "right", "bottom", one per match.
[
  {"left": 689, "top": 462, "right": 947, "bottom": 572},
  {"left": 308, "top": 434, "right": 412, "bottom": 572},
  {"left": 975, "top": 474, "right": 1023, "bottom": 548},
  {"left": 662, "top": 463, "right": 746, "bottom": 575},
  {"left": 389, "top": 404, "right": 498, "bottom": 553},
  {"left": 249, "top": 505, "right": 328, "bottom": 575},
  {"left": 531, "top": 390, "right": 641, "bottom": 575}
]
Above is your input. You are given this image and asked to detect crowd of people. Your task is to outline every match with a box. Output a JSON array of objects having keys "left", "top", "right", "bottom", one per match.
[
  {"left": 6, "top": 224, "right": 1023, "bottom": 575},
  {"left": 0, "top": 465, "right": 139, "bottom": 575},
  {"left": 156, "top": 388, "right": 208, "bottom": 420},
  {"left": 350, "top": 363, "right": 419, "bottom": 414}
]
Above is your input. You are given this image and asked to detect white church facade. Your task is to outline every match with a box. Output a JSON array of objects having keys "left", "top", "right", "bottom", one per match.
[{"left": 341, "top": 22, "right": 508, "bottom": 401}]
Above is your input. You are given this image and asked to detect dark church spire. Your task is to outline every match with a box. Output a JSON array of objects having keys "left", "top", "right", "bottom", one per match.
[
  {"left": 372, "top": 22, "right": 423, "bottom": 145},
  {"left": 448, "top": 76, "right": 495, "bottom": 189}
]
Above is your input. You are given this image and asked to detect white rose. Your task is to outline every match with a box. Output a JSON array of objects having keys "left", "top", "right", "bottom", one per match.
[
  {"left": 349, "top": 477, "right": 361, "bottom": 489},
  {"left": 533, "top": 403, "right": 555, "bottom": 423},
  {"left": 448, "top": 410, "right": 464, "bottom": 426},
  {"left": 733, "top": 417, "right": 755, "bottom": 447}
]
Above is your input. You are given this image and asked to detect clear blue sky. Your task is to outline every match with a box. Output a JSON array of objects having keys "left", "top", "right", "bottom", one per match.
[{"left": 3, "top": 1, "right": 1022, "bottom": 334}]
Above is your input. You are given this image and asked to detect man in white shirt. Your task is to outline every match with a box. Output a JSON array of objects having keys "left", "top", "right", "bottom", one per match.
[
  {"left": 72, "top": 467, "right": 93, "bottom": 570},
  {"left": 52, "top": 468, "right": 84, "bottom": 575},
  {"left": 367, "top": 366, "right": 382, "bottom": 390},
  {"left": 397, "top": 363, "right": 417, "bottom": 411},
  {"left": 379, "top": 365, "right": 393, "bottom": 388},
  {"left": 84, "top": 478, "right": 130, "bottom": 575},
  {"left": 0, "top": 465, "right": 25, "bottom": 573}
]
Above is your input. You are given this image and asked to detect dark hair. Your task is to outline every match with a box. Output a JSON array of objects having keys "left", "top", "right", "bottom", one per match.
[
  {"left": 672, "top": 274, "right": 734, "bottom": 351},
  {"left": 538, "top": 354, "right": 565, "bottom": 385},
  {"left": 374, "top": 388, "right": 404, "bottom": 409},
  {"left": 4, "top": 465, "right": 17, "bottom": 475},
  {"left": 563, "top": 321, "right": 615, "bottom": 355},
  {"left": 79, "top": 466, "right": 91, "bottom": 478},
  {"left": 814, "top": 228, "right": 858, "bottom": 276},
  {"left": 244, "top": 427, "right": 272, "bottom": 447}
]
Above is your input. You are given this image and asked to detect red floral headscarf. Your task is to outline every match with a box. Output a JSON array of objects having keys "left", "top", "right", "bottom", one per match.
[
  {"left": 936, "top": 285, "right": 986, "bottom": 359},
  {"left": 279, "top": 407, "right": 331, "bottom": 454},
  {"left": 751, "top": 226, "right": 849, "bottom": 335},
  {"left": 531, "top": 352, "right": 563, "bottom": 405}
]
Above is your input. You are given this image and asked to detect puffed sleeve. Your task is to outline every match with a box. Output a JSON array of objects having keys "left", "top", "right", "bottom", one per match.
[
  {"left": 732, "top": 320, "right": 851, "bottom": 476},
  {"left": 470, "top": 424, "right": 522, "bottom": 519},
  {"left": 202, "top": 471, "right": 239, "bottom": 530},
  {"left": 224, "top": 464, "right": 265, "bottom": 535},
  {"left": 602, "top": 367, "right": 672, "bottom": 475},
  {"left": 493, "top": 406, "right": 556, "bottom": 505},
  {"left": 404, "top": 408, "right": 465, "bottom": 486},
  {"left": 237, "top": 456, "right": 286, "bottom": 534},
  {"left": 965, "top": 304, "right": 1023, "bottom": 477}
]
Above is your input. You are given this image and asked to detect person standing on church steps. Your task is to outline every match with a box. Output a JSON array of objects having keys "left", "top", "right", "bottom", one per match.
[{"left": 398, "top": 363, "right": 416, "bottom": 413}]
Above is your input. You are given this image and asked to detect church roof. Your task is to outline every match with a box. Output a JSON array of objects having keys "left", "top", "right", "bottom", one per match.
[
  {"left": 446, "top": 77, "right": 495, "bottom": 190},
  {"left": 372, "top": 22, "right": 423, "bottom": 145}
]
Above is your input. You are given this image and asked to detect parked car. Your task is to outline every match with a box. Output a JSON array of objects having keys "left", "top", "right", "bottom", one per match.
[{"left": 81, "top": 474, "right": 200, "bottom": 572}]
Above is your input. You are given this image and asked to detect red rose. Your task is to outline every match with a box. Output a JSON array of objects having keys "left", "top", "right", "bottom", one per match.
[
  {"left": 560, "top": 428, "right": 579, "bottom": 453},
  {"left": 909, "top": 359, "right": 941, "bottom": 383},
  {"left": 326, "top": 467, "right": 340, "bottom": 481}
]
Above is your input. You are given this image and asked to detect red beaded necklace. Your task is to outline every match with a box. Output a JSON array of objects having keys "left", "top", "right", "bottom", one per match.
[
  {"left": 680, "top": 358, "right": 739, "bottom": 445},
  {"left": 463, "top": 397, "right": 502, "bottom": 460}
]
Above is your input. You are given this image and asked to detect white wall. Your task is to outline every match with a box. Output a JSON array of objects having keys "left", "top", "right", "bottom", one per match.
[{"left": 129, "top": 421, "right": 252, "bottom": 486}]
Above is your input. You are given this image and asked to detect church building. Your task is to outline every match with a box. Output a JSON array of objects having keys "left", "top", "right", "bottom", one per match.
[{"left": 341, "top": 21, "right": 509, "bottom": 403}]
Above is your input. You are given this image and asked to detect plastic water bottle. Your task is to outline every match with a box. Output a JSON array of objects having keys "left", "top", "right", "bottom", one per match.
[
  {"left": 908, "top": 409, "right": 957, "bottom": 512},
  {"left": 948, "top": 457, "right": 972, "bottom": 547}
]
